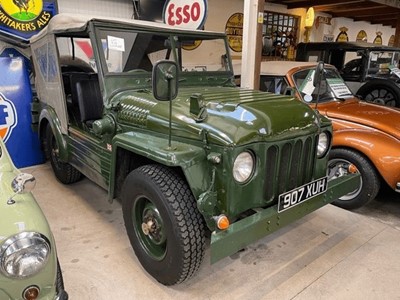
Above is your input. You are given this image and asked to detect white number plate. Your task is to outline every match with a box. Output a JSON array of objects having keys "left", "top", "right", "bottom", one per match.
[{"left": 278, "top": 177, "right": 328, "bottom": 213}]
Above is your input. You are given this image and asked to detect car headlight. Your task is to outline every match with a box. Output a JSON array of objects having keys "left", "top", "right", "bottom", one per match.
[
  {"left": 0, "top": 232, "right": 51, "bottom": 279},
  {"left": 317, "top": 131, "right": 330, "bottom": 158},
  {"left": 233, "top": 151, "right": 255, "bottom": 183}
]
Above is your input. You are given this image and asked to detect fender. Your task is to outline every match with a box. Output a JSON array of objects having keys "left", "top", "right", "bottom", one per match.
[
  {"left": 109, "top": 131, "right": 212, "bottom": 200},
  {"left": 39, "top": 106, "right": 69, "bottom": 162},
  {"left": 332, "top": 128, "right": 400, "bottom": 189}
]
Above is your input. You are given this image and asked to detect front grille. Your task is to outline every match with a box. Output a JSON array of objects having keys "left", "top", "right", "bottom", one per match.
[{"left": 264, "top": 136, "right": 316, "bottom": 202}]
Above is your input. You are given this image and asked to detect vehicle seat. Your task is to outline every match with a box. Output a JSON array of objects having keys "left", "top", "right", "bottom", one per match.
[{"left": 75, "top": 76, "right": 103, "bottom": 126}]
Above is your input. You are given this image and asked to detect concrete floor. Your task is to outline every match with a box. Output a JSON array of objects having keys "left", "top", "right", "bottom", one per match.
[{"left": 27, "top": 163, "right": 400, "bottom": 300}]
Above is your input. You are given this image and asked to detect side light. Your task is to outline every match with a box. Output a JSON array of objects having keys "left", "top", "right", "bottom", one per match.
[
  {"left": 23, "top": 286, "right": 40, "bottom": 300},
  {"left": 215, "top": 215, "right": 230, "bottom": 230}
]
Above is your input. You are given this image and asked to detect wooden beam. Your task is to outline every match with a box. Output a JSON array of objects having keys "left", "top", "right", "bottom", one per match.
[
  {"left": 241, "top": 0, "right": 263, "bottom": 89},
  {"left": 394, "top": 17, "right": 400, "bottom": 47}
]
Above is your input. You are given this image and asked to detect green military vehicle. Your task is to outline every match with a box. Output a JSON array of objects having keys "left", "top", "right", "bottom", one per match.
[{"left": 30, "top": 14, "right": 359, "bottom": 285}]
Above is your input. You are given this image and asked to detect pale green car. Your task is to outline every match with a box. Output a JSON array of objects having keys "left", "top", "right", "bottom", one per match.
[{"left": 0, "top": 138, "right": 68, "bottom": 300}]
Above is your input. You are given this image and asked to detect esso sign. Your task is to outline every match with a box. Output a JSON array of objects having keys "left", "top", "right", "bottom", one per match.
[{"left": 163, "top": 0, "right": 208, "bottom": 29}]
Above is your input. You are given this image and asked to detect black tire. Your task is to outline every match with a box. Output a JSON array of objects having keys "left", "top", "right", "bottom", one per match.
[
  {"left": 56, "top": 258, "right": 64, "bottom": 291},
  {"left": 56, "top": 258, "right": 69, "bottom": 300},
  {"left": 46, "top": 124, "right": 82, "bottom": 184},
  {"left": 121, "top": 164, "right": 206, "bottom": 285},
  {"left": 357, "top": 79, "right": 400, "bottom": 107},
  {"left": 328, "top": 148, "right": 380, "bottom": 209}
]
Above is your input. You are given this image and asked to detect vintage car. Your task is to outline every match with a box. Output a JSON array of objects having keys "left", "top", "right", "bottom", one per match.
[
  {"left": 238, "top": 60, "right": 400, "bottom": 209},
  {"left": 0, "top": 138, "right": 68, "bottom": 300},
  {"left": 296, "top": 42, "right": 400, "bottom": 107},
  {"left": 25, "top": 14, "right": 359, "bottom": 285}
]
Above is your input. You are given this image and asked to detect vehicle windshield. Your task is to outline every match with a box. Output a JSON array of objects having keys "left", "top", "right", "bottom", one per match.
[
  {"left": 293, "top": 67, "right": 354, "bottom": 103},
  {"left": 94, "top": 28, "right": 231, "bottom": 75},
  {"left": 367, "top": 51, "right": 400, "bottom": 77}
]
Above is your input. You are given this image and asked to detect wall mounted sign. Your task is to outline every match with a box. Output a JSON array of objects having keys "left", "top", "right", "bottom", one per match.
[
  {"left": 0, "top": 91, "right": 16, "bottom": 142},
  {"left": 388, "top": 35, "right": 395, "bottom": 47},
  {"left": 373, "top": 31, "right": 382, "bottom": 45},
  {"left": 163, "top": 0, "right": 208, "bottom": 29},
  {"left": 323, "top": 34, "right": 334, "bottom": 42},
  {"left": 336, "top": 26, "right": 348, "bottom": 42},
  {"left": 315, "top": 16, "right": 331, "bottom": 29},
  {"left": 356, "top": 30, "right": 367, "bottom": 42},
  {"left": 225, "top": 12, "right": 243, "bottom": 52},
  {"left": 182, "top": 39, "right": 202, "bottom": 51},
  {"left": 0, "top": 0, "right": 58, "bottom": 41}
]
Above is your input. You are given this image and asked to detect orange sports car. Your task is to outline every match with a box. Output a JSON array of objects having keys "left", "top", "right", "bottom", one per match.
[{"left": 239, "top": 61, "right": 400, "bottom": 209}]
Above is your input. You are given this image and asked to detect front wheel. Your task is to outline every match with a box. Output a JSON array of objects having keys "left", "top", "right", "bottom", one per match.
[
  {"left": 122, "top": 165, "right": 206, "bottom": 285},
  {"left": 328, "top": 148, "right": 380, "bottom": 209},
  {"left": 357, "top": 79, "right": 400, "bottom": 107}
]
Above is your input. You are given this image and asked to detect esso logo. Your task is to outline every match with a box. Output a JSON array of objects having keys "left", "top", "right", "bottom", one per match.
[
  {"left": 163, "top": 0, "right": 208, "bottom": 29},
  {"left": 0, "top": 93, "right": 17, "bottom": 143}
]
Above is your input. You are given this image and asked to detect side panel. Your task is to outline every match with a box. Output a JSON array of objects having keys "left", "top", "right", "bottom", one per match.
[
  {"left": 68, "top": 127, "right": 112, "bottom": 190},
  {"left": 31, "top": 34, "right": 68, "bottom": 134}
]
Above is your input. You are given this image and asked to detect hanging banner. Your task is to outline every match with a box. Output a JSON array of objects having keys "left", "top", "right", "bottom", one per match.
[
  {"left": 0, "top": 0, "right": 58, "bottom": 41},
  {"left": 163, "top": 0, "right": 208, "bottom": 29}
]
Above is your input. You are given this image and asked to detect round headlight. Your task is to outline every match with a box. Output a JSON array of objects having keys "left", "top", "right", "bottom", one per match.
[
  {"left": 317, "top": 132, "right": 330, "bottom": 158},
  {"left": 0, "top": 232, "right": 51, "bottom": 279},
  {"left": 233, "top": 151, "right": 255, "bottom": 183}
]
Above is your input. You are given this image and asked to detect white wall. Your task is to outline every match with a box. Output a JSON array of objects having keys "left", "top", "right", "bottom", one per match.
[
  {"left": 58, "top": 0, "right": 133, "bottom": 19},
  {"left": 56, "top": 0, "right": 396, "bottom": 45},
  {"left": 316, "top": 16, "right": 395, "bottom": 45}
]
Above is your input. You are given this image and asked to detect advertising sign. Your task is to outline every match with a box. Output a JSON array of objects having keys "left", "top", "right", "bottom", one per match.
[
  {"left": 163, "top": 0, "right": 207, "bottom": 29},
  {"left": 0, "top": 0, "right": 58, "bottom": 41},
  {"left": 0, "top": 55, "right": 44, "bottom": 167},
  {"left": 225, "top": 13, "right": 243, "bottom": 52},
  {"left": 0, "top": 92, "right": 16, "bottom": 142}
]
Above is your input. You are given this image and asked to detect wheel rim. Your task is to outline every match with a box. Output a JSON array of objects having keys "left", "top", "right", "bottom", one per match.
[
  {"left": 328, "top": 158, "right": 363, "bottom": 201},
  {"left": 132, "top": 196, "right": 167, "bottom": 261},
  {"left": 364, "top": 88, "right": 397, "bottom": 107}
]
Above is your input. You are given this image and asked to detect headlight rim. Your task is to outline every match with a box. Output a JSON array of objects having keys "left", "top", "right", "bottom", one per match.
[
  {"left": 233, "top": 150, "right": 256, "bottom": 184},
  {"left": 317, "top": 131, "right": 331, "bottom": 158},
  {"left": 0, "top": 232, "right": 51, "bottom": 279}
]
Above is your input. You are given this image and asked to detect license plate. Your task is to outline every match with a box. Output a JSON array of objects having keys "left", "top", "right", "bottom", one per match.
[{"left": 278, "top": 177, "right": 328, "bottom": 213}]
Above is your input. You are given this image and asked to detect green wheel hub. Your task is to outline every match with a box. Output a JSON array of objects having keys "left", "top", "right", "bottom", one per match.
[{"left": 133, "top": 196, "right": 167, "bottom": 261}]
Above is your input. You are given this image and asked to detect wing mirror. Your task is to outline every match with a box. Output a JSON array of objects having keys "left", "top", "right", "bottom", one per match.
[
  {"left": 313, "top": 61, "right": 325, "bottom": 87},
  {"left": 8, "top": 173, "right": 36, "bottom": 205},
  {"left": 152, "top": 60, "right": 178, "bottom": 101}
]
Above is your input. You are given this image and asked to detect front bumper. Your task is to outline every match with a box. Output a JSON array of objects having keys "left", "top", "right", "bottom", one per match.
[{"left": 210, "top": 173, "right": 360, "bottom": 263}]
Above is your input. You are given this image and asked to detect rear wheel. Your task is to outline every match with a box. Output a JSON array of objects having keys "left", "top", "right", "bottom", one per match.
[
  {"left": 122, "top": 164, "right": 206, "bottom": 285},
  {"left": 328, "top": 148, "right": 380, "bottom": 209},
  {"left": 46, "top": 124, "right": 81, "bottom": 184}
]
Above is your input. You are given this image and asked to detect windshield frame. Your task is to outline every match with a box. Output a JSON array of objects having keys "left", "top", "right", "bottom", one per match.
[{"left": 92, "top": 23, "right": 234, "bottom": 79}]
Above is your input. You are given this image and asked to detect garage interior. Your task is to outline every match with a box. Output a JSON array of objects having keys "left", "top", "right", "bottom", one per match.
[
  {"left": 1, "top": 0, "right": 400, "bottom": 299},
  {"left": 30, "top": 163, "right": 400, "bottom": 299}
]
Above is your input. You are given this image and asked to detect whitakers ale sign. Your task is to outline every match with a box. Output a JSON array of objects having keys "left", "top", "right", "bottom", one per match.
[{"left": 0, "top": 0, "right": 58, "bottom": 41}]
